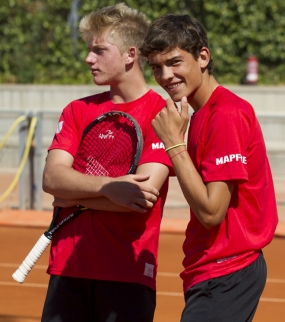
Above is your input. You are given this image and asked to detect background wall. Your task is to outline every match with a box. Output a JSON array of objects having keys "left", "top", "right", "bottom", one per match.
[
  {"left": 1, "top": 84, "right": 285, "bottom": 172},
  {"left": 0, "top": 85, "right": 285, "bottom": 210}
]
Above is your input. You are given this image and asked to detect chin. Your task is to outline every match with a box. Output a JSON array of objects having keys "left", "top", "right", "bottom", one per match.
[
  {"left": 168, "top": 92, "right": 183, "bottom": 102},
  {"left": 93, "top": 80, "right": 109, "bottom": 86}
]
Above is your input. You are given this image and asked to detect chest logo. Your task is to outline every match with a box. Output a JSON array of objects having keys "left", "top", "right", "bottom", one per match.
[{"left": 99, "top": 130, "right": 114, "bottom": 139}]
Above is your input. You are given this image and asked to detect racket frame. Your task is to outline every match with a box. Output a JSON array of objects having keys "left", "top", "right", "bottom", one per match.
[{"left": 12, "top": 111, "right": 143, "bottom": 283}]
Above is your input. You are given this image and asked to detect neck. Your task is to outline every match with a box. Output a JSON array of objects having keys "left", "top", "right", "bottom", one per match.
[
  {"left": 110, "top": 69, "right": 149, "bottom": 104},
  {"left": 188, "top": 75, "right": 219, "bottom": 112}
]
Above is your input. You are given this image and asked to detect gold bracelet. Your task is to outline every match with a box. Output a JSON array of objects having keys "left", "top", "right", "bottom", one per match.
[{"left": 165, "top": 143, "right": 186, "bottom": 152}]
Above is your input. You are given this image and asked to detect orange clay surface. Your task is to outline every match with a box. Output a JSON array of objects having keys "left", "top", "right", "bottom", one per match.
[{"left": 0, "top": 175, "right": 285, "bottom": 321}]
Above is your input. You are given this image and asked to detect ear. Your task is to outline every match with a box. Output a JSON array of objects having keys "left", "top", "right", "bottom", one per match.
[
  {"left": 125, "top": 47, "right": 136, "bottom": 65},
  {"left": 199, "top": 47, "right": 210, "bottom": 69}
]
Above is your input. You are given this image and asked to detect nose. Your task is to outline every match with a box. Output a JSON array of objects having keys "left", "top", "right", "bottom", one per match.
[
  {"left": 160, "top": 66, "right": 174, "bottom": 81},
  {"left": 85, "top": 51, "right": 96, "bottom": 65}
]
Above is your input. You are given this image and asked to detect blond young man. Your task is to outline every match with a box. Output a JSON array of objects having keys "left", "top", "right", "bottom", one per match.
[{"left": 41, "top": 4, "right": 172, "bottom": 322}]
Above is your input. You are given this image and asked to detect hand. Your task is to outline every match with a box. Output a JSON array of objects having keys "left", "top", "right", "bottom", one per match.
[
  {"left": 101, "top": 174, "right": 159, "bottom": 212},
  {"left": 152, "top": 96, "right": 189, "bottom": 147},
  {"left": 52, "top": 197, "right": 76, "bottom": 208}
]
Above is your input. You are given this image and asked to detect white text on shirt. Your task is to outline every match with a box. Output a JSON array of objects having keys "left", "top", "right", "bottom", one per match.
[{"left": 216, "top": 154, "right": 247, "bottom": 165}]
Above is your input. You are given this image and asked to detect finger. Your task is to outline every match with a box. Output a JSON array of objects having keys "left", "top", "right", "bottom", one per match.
[
  {"left": 130, "top": 174, "right": 150, "bottom": 182},
  {"left": 129, "top": 203, "right": 148, "bottom": 213},
  {"left": 146, "top": 191, "right": 158, "bottom": 202},
  {"left": 180, "top": 96, "right": 189, "bottom": 118},
  {"left": 134, "top": 198, "right": 154, "bottom": 210},
  {"left": 134, "top": 184, "right": 159, "bottom": 197}
]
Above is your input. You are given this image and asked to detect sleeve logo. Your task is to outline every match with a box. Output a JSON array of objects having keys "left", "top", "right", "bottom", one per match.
[
  {"left": 152, "top": 142, "right": 165, "bottom": 150},
  {"left": 216, "top": 154, "right": 247, "bottom": 165},
  {"left": 56, "top": 121, "right": 63, "bottom": 134}
]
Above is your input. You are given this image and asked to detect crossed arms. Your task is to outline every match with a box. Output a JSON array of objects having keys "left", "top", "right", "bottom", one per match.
[{"left": 43, "top": 149, "right": 169, "bottom": 213}]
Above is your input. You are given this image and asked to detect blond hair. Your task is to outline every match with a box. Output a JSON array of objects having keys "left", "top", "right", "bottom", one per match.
[{"left": 79, "top": 3, "right": 149, "bottom": 70}]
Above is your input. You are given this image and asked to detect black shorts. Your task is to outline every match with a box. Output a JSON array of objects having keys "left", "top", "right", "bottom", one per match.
[
  {"left": 180, "top": 252, "right": 267, "bottom": 322},
  {"left": 41, "top": 276, "right": 156, "bottom": 322}
]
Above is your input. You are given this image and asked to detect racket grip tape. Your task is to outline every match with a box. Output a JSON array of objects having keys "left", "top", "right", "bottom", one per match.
[{"left": 12, "top": 234, "right": 51, "bottom": 283}]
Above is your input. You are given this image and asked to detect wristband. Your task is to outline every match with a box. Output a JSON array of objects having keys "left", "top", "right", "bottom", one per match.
[
  {"left": 170, "top": 149, "right": 187, "bottom": 160},
  {"left": 165, "top": 143, "right": 186, "bottom": 152}
]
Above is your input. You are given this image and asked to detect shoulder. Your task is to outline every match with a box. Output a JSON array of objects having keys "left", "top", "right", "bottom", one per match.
[
  {"left": 145, "top": 89, "right": 166, "bottom": 110},
  {"left": 62, "top": 92, "right": 109, "bottom": 114},
  {"left": 209, "top": 86, "right": 256, "bottom": 120},
  {"left": 74, "top": 92, "right": 109, "bottom": 106}
]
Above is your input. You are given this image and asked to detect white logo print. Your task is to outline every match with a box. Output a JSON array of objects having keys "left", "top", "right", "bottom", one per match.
[
  {"left": 216, "top": 154, "right": 247, "bottom": 165},
  {"left": 56, "top": 121, "right": 63, "bottom": 134},
  {"left": 99, "top": 130, "right": 114, "bottom": 139},
  {"left": 144, "top": 263, "right": 154, "bottom": 278},
  {"left": 152, "top": 142, "right": 165, "bottom": 150}
]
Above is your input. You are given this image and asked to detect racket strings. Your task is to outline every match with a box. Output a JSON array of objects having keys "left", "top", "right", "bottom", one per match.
[{"left": 73, "top": 115, "right": 140, "bottom": 177}]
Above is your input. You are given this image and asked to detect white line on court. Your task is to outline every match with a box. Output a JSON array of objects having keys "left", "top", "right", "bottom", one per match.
[
  {"left": 266, "top": 278, "right": 285, "bottom": 284},
  {"left": 0, "top": 281, "right": 47, "bottom": 288},
  {"left": 157, "top": 291, "right": 182, "bottom": 297},
  {"left": 259, "top": 298, "right": 285, "bottom": 303},
  {"left": 2, "top": 264, "right": 285, "bottom": 284},
  {"left": 157, "top": 292, "right": 285, "bottom": 303},
  {"left": 1, "top": 281, "right": 285, "bottom": 303},
  {"left": 0, "top": 263, "right": 47, "bottom": 269},
  {"left": 2, "top": 263, "right": 285, "bottom": 302},
  {"left": 157, "top": 271, "right": 285, "bottom": 284},
  {"left": 157, "top": 272, "right": 179, "bottom": 277}
]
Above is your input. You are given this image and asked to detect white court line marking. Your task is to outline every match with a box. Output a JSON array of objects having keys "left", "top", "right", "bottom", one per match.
[
  {"left": 1, "top": 281, "right": 285, "bottom": 303},
  {"left": 0, "top": 281, "right": 47, "bottom": 288},
  {"left": 0, "top": 263, "right": 47, "bottom": 269},
  {"left": 266, "top": 278, "right": 285, "bottom": 284},
  {"left": 157, "top": 272, "right": 179, "bottom": 277},
  {"left": 157, "top": 292, "right": 285, "bottom": 303},
  {"left": 260, "top": 298, "right": 285, "bottom": 303},
  {"left": 157, "top": 291, "right": 182, "bottom": 297},
  {"left": 2, "top": 265, "right": 285, "bottom": 283},
  {"left": 157, "top": 272, "right": 285, "bottom": 284}
]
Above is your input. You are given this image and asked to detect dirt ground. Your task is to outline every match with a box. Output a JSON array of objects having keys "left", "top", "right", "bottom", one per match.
[
  {"left": 0, "top": 226, "right": 285, "bottom": 322},
  {"left": 0, "top": 170, "right": 285, "bottom": 321}
]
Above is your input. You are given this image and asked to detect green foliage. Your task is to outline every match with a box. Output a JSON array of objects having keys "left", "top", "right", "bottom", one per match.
[{"left": 0, "top": 0, "right": 285, "bottom": 84}]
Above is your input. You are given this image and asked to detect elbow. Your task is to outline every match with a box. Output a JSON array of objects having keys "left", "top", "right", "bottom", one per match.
[
  {"left": 197, "top": 211, "right": 225, "bottom": 230},
  {"left": 42, "top": 171, "right": 54, "bottom": 194},
  {"left": 202, "top": 220, "right": 222, "bottom": 230}
]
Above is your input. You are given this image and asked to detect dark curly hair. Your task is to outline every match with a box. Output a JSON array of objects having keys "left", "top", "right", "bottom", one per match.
[{"left": 140, "top": 14, "right": 214, "bottom": 75}]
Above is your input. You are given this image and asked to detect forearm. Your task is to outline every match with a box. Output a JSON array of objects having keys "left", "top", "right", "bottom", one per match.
[
  {"left": 52, "top": 162, "right": 169, "bottom": 213},
  {"left": 169, "top": 148, "right": 231, "bottom": 228},
  {"left": 43, "top": 164, "right": 110, "bottom": 200},
  {"left": 55, "top": 196, "right": 133, "bottom": 212}
]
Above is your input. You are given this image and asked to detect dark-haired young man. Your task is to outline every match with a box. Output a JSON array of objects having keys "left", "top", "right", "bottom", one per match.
[{"left": 141, "top": 14, "right": 278, "bottom": 322}]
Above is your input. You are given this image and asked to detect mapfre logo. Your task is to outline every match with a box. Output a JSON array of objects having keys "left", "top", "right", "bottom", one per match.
[
  {"left": 56, "top": 121, "right": 63, "bottom": 134},
  {"left": 152, "top": 142, "right": 165, "bottom": 150},
  {"left": 216, "top": 154, "right": 247, "bottom": 165}
]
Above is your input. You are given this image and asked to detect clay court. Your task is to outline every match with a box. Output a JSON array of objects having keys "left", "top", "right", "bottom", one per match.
[{"left": 0, "top": 173, "right": 285, "bottom": 322}]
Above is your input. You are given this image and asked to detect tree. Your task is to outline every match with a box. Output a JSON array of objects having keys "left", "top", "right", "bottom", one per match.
[{"left": 0, "top": 0, "right": 285, "bottom": 84}]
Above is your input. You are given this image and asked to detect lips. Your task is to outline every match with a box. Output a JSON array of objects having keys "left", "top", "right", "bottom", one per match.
[{"left": 166, "top": 82, "right": 182, "bottom": 90}]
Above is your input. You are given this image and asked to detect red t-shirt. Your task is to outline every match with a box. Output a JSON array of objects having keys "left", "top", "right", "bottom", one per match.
[
  {"left": 47, "top": 89, "right": 172, "bottom": 291},
  {"left": 181, "top": 86, "right": 278, "bottom": 293}
]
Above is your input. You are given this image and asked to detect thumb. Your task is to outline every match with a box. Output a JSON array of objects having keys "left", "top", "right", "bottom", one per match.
[
  {"left": 131, "top": 174, "right": 150, "bottom": 182},
  {"left": 180, "top": 96, "right": 189, "bottom": 118}
]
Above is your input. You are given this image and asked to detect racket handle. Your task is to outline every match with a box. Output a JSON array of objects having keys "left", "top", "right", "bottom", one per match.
[{"left": 12, "top": 234, "right": 51, "bottom": 283}]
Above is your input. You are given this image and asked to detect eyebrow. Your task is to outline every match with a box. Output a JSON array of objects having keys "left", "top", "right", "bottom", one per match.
[
  {"left": 88, "top": 44, "right": 106, "bottom": 50},
  {"left": 149, "top": 55, "right": 184, "bottom": 66}
]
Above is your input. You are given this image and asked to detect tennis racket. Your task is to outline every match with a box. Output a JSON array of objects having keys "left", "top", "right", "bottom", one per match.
[{"left": 12, "top": 111, "right": 143, "bottom": 283}]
